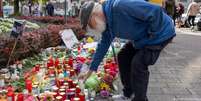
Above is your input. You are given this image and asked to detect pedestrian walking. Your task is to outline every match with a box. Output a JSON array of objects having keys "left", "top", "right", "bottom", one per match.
[
  {"left": 28, "top": 0, "right": 33, "bottom": 16},
  {"left": 187, "top": 0, "right": 200, "bottom": 29},
  {"left": 46, "top": 1, "right": 54, "bottom": 16},
  {"left": 22, "top": 4, "right": 29, "bottom": 16},
  {"left": 33, "top": 2, "right": 40, "bottom": 16},
  {"left": 176, "top": 2, "right": 184, "bottom": 28},
  {"left": 79, "top": 0, "right": 176, "bottom": 101}
]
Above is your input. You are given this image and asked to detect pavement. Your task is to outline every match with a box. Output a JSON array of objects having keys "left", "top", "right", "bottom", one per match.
[
  {"left": 97, "top": 28, "right": 201, "bottom": 101},
  {"left": 147, "top": 28, "right": 201, "bottom": 101}
]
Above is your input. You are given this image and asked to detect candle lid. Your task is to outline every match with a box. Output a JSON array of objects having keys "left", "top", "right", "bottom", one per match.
[
  {"left": 59, "top": 89, "right": 65, "bottom": 92},
  {"left": 59, "top": 92, "right": 65, "bottom": 95},
  {"left": 70, "top": 88, "right": 76, "bottom": 92},
  {"left": 60, "top": 86, "right": 66, "bottom": 89},
  {"left": 64, "top": 82, "right": 68, "bottom": 86},
  {"left": 52, "top": 86, "right": 58, "bottom": 90},
  {"left": 49, "top": 67, "right": 54, "bottom": 69},
  {"left": 56, "top": 96, "right": 62, "bottom": 99},
  {"left": 73, "top": 97, "right": 80, "bottom": 101},
  {"left": 52, "top": 92, "right": 57, "bottom": 96}
]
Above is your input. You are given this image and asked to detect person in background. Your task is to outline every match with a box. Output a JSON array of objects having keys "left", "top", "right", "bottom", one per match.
[
  {"left": 162, "top": 0, "right": 176, "bottom": 25},
  {"left": 22, "top": 3, "right": 29, "bottom": 16},
  {"left": 79, "top": 0, "right": 175, "bottom": 101},
  {"left": 72, "top": 3, "right": 77, "bottom": 17},
  {"left": 28, "top": 0, "right": 33, "bottom": 16},
  {"left": 33, "top": 2, "right": 40, "bottom": 16},
  {"left": 46, "top": 1, "right": 54, "bottom": 16},
  {"left": 187, "top": 0, "right": 200, "bottom": 29},
  {"left": 175, "top": 2, "right": 184, "bottom": 28}
]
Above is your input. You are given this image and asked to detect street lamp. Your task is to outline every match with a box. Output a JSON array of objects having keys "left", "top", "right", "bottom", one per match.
[{"left": 64, "top": 0, "right": 67, "bottom": 23}]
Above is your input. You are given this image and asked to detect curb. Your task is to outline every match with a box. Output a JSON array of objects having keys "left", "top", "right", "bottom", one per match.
[{"left": 176, "top": 28, "right": 201, "bottom": 36}]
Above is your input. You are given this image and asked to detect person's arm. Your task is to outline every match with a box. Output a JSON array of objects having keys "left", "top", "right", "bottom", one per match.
[
  {"left": 186, "top": 3, "right": 192, "bottom": 15},
  {"left": 89, "top": 30, "right": 114, "bottom": 71},
  {"left": 162, "top": 0, "right": 166, "bottom": 8}
]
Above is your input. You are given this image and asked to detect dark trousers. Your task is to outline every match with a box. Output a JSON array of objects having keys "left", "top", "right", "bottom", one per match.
[
  {"left": 188, "top": 16, "right": 196, "bottom": 26},
  {"left": 117, "top": 38, "right": 173, "bottom": 101}
]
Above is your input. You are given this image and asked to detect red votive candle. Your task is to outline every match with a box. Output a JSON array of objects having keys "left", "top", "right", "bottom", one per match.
[
  {"left": 25, "top": 79, "right": 32, "bottom": 93},
  {"left": 17, "top": 93, "right": 24, "bottom": 101},
  {"left": 78, "top": 93, "right": 85, "bottom": 101},
  {"left": 7, "top": 86, "right": 15, "bottom": 101},
  {"left": 67, "top": 79, "right": 73, "bottom": 88},
  {"left": 68, "top": 57, "right": 73, "bottom": 67},
  {"left": 75, "top": 86, "right": 81, "bottom": 94},
  {"left": 60, "top": 92, "right": 66, "bottom": 100},
  {"left": 55, "top": 58, "right": 60, "bottom": 67},
  {"left": 35, "top": 64, "right": 40, "bottom": 72}
]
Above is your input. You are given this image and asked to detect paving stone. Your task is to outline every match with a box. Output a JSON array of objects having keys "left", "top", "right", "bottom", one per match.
[
  {"left": 148, "top": 82, "right": 168, "bottom": 88},
  {"left": 113, "top": 33, "right": 201, "bottom": 101},
  {"left": 166, "top": 83, "right": 191, "bottom": 88},
  {"left": 148, "top": 95, "right": 176, "bottom": 101},
  {"left": 188, "top": 88, "right": 201, "bottom": 95},
  {"left": 149, "top": 78, "right": 158, "bottom": 82},
  {"left": 150, "top": 69, "right": 160, "bottom": 74},
  {"left": 158, "top": 78, "right": 181, "bottom": 83},
  {"left": 150, "top": 74, "right": 163, "bottom": 79},
  {"left": 189, "top": 83, "right": 201, "bottom": 89},
  {"left": 174, "top": 95, "right": 201, "bottom": 101},
  {"left": 147, "top": 87, "right": 164, "bottom": 95},
  {"left": 180, "top": 78, "right": 201, "bottom": 83},
  {"left": 160, "top": 73, "right": 182, "bottom": 78},
  {"left": 162, "top": 87, "right": 192, "bottom": 95}
]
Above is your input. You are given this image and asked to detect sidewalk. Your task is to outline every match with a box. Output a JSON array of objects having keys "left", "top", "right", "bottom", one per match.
[
  {"left": 113, "top": 29, "right": 201, "bottom": 101},
  {"left": 96, "top": 28, "right": 201, "bottom": 101},
  {"left": 176, "top": 27, "right": 201, "bottom": 36},
  {"left": 147, "top": 30, "right": 201, "bottom": 101}
]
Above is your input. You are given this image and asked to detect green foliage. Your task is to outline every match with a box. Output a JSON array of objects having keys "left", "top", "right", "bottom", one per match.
[{"left": 11, "top": 77, "right": 25, "bottom": 92}]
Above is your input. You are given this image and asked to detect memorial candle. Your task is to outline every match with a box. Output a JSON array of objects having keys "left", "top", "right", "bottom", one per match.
[
  {"left": 25, "top": 79, "right": 32, "bottom": 93},
  {"left": 17, "top": 93, "right": 24, "bottom": 101},
  {"left": 7, "top": 86, "right": 15, "bottom": 101}
]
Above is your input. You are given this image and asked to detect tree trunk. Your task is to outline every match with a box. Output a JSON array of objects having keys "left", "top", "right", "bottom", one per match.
[
  {"left": 0, "top": 0, "right": 3, "bottom": 17},
  {"left": 14, "top": 0, "right": 20, "bottom": 15}
]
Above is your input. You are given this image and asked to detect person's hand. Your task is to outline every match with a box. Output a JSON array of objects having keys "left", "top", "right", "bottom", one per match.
[{"left": 78, "top": 70, "right": 93, "bottom": 83}]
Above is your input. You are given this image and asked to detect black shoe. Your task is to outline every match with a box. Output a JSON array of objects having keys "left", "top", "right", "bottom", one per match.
[{"left": 132, "top": 97, "right": 148, "bottom": 101}]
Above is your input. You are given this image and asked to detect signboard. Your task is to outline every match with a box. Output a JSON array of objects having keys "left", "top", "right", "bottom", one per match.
[
  {"left": 3, "top": 5, "right": 14, "bottom": 17},
  {"left": 10, "top": 21, "right": 25, "bottom": 38},
  {"left": 60, "top": 29, "right": 79, "bottom": 49},
  {"left": 149, "top": 0, "right": 163, "bottom": 6}
]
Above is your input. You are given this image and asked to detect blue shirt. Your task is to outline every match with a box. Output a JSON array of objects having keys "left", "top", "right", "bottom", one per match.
[{"left": 90, "top": 0, "right": 176, "bottom": 71}]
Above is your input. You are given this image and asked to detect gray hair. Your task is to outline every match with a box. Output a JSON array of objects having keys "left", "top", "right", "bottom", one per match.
[{"left": 92, "top": 3, "right": 103, "bottom": 14}]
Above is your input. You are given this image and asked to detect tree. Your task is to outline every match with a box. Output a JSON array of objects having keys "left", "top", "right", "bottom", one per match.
[
  {"left": 14, "top": 0, "right": 20, "bottom": 15},
  {"left": 0, "top": 0, "right": 3, "bottom": 17}
]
